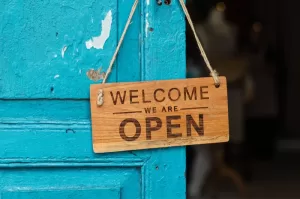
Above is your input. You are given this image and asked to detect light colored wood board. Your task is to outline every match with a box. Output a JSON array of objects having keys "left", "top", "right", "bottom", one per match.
[{"left": 90, "top": 76, "right": 229, "bottom": 153}]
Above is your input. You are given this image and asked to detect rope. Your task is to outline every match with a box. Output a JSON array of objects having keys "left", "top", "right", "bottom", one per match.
[
  {"left": 178, "top": 0, "right": 220, "bottom": 87},
  {"left": 102, "top": 0, "right": 139, "bottom": 84},
  {"left": 97, "top": 0, "right": 220, "bottom": 106}
]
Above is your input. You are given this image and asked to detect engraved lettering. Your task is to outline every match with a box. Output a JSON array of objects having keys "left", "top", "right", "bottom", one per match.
[
  {"left": 110, "top": 91, "right": 126, "bottom": 105},
  {"left": 200, "top": 86, "right": 209, "bottom": 99},
  {"left": 119, "top": 118, "right": 141, "bottom": 141},
  {"left": 186, "top": 114, "right": 204, "bottom": 136},
  {"left": 144, "top": 107, "right": 151, "bottom": 113},
  {"left": 146, "top": 117, "right": 162, "bottom": 140},
  {"left": 154, "top": 88, "right": 165, "bottom": 102},
  {"left": 174, "top": 106, "right": 178, "bottom": 112},
  {"left": 167, "top": 115, "right": 182, "bottom": 138},
  {"left": 153, "top": 107, "right": 157, "bottom": 113},
  {"left": 184, "top": 87, "right": 197, "bottom": 100},
  {"left": 168, "top": 88, "right": 181, "bottom": 101},
  {"left": 144, "top": 107, "right": 157, "bottom": 114},
  {"left": 142, "top": 90, "right": 151, "bottom": 103},
  {"left": 130, "top": 90, "right": 139, "bottom": 104}
]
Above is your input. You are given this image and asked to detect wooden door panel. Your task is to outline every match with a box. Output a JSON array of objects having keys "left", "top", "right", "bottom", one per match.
[
  {"left": 0, "top": 151, "right": 185, "bottom": 198},
  {"left": 2, "top": 189, "right": 120, "bottom": 199},
  {"left": 0, "top": 0, "right": 140, "bottom": 99},
  {"left": 0, "top": 167, "right": 139, "bottom": 198},
  {"left": 1, "top": 166, "right": 139, "bottom": 198},
  {"left": 0, "top": 0, "right": 186, "bottom": 198}
]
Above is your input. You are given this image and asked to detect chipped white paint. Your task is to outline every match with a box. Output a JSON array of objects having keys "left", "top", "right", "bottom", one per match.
[
  {"left": 54, "top": 75, "right": 60, "bottom": 79},
  {"left": 145, "top": 13, "right": 149, "bottom": 37},
  {"left": 145, "top": 0, "right": 150, "bottom": 37},
  {"left": 61, "top": 46, "right": 67, "bottom": 58},
  {"left": 53, "top": 54, "right": 58, "bottom": 58},
  {"left": 85, "top": 10, "right": 112, "bottom": 50}
]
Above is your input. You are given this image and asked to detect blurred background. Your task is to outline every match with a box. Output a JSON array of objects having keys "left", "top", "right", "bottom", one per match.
[{"left": 185, "top": 0, "right": 300, "bottom": 198}]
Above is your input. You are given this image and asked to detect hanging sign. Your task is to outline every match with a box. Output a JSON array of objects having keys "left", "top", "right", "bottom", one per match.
[{"left": 90, "top": 77, "right": 229, "bottom": 153}]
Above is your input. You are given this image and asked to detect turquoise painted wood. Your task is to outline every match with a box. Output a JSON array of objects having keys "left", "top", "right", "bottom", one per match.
[{"left": 0, "top": 0, "right": 186, "bottom": 198}]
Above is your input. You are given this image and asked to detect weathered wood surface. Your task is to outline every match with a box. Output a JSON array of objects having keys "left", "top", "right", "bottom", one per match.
[{"left": 91, "top": 77, "right": 229, "bottom": 153}]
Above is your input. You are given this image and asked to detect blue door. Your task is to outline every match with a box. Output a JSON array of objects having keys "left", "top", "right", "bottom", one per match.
[{"left": 0, "top": 0, "right": 186, "bottom": 198}]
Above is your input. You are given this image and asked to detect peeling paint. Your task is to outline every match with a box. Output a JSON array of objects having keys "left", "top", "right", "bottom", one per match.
[
  {"left": 61, "top": 46, "right": 67, "bottom": 58},
  {"left": 147, "top": 0, "right": 150, "bottom": 5},
  {"left": 54, "top": 75, "right": 60, "bottom": 79},
  {"left": 145, "top": 13, "right": 149, "bottom": 37},
  {"left": 0, "top": 1, "right": 186, "bottom": 196},
  {"left": 86, "top": 67, "right": 106, "bottom": 81},
  {"left": 85, "top": 10, "right": 112, "bottom": 50}
]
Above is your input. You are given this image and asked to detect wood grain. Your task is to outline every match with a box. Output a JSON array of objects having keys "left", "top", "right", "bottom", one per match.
[{"left": 90, "top": 76, "right": 229, "bottom": 153}]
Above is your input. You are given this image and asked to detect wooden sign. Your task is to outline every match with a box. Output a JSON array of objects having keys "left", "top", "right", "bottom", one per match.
[{"left": 90, "top": 77, "right": 229, "bottom": 153}]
